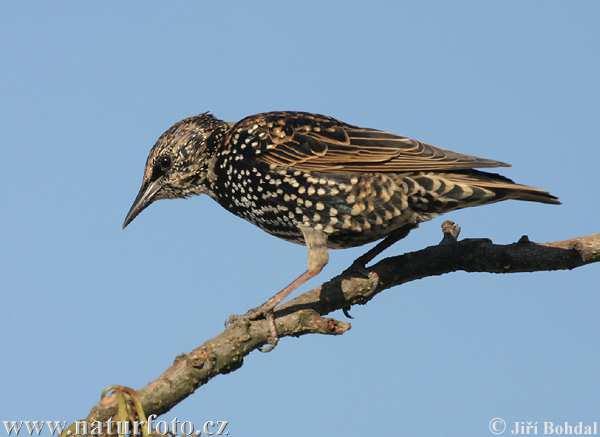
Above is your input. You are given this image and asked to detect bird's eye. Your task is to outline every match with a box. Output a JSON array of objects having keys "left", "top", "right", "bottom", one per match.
[
  {"left": 158, "top": 155, "right": 171, "bottom": 171},
  {"left": 151, "top": 155, "right": 172, "bottom": 179}
]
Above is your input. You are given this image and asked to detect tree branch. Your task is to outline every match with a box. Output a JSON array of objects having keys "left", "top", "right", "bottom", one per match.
[{"left": 78, "top": 222, "right": 600, "bottom": 430}]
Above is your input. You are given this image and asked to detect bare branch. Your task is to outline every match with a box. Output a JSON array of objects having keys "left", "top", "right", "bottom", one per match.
[{"left": 80, "top": 222, "right": 600, "bottom": 428}]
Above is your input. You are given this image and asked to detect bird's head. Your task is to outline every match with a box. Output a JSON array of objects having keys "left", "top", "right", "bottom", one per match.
[{"left": 123, "top": 113, "right": 226, "bottom": 228}]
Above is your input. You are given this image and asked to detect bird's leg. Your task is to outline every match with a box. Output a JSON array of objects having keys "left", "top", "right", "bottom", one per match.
[
  {"left": 245, "top": 226, "right": 329, "bottom": 320},
  {"left": 342, "top": 224, "right": 417, "bottom": 278},
  {"left": 231, "top": 227, "right": 328, "bottom": 350},
  {"left": 244, "top": 270, "right": 319, "bottom": 321},
  {"left": 339, "top": 224, "right": 416, "bottom": 318}
]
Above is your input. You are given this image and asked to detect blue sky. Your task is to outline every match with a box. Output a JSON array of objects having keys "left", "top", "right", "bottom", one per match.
[{"left": 1, "top": 1, "right": 599, "bottom": 436}]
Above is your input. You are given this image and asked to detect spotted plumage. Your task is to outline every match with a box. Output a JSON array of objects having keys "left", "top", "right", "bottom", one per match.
[{"left": 124, "top": 111, "right": 559, "bottom": 333}]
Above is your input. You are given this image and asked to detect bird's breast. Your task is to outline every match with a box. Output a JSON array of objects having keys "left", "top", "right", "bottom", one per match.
[{"left": 210, "top": 155, "right": 424, "bottom": 248}]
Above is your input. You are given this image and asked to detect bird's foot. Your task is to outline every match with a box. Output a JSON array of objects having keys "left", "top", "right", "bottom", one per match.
[
  {"left": 226, "top": 268, "right": 323, "bottom": 352},
  {"left": 338, "top": 261, "right": 371, "bottom": 319},
  {"left": 225, "top": 301, "right": 272, "bottom": 325},
  {"left": 244, "top": 303, "right": 280, "bottom": 351},
  {"left": 243, "top": 302, "right": 276, "bottom": 321},
  {"left": 341, "top": 259, "right": 371, "bottom": 279},
  {"left": 225, "top": 304, "right": 280, "bottom": 353},
  {"left": 342, "top": 306, "right": 354, "bottom": 319},
  {"left": 260, "top": 312, "right": 279, "bottom": 352}
]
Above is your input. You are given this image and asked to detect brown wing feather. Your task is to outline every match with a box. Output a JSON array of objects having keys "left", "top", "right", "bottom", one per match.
[{"left": 231, "top": 111, "right": 510, "bottom": 173}]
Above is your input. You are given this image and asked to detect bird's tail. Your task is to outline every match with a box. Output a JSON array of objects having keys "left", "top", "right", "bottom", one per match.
[{"left": 443, "top": 169, "right": 561, "bottom": 205}]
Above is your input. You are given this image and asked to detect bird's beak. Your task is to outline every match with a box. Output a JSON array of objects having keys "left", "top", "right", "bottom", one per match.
[{"left": 122, "top": 178, "right": 163, "bottom": 228}]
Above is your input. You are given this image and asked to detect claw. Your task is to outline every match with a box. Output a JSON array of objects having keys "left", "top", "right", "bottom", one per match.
[
  {"left": 339, "top": 263, "right": 367, "bottom": 318},
  {"left": 225, "top": 304, "right": 269, "bottom": 328},
  {"left": 342, "top": 306, "right": 354, "bottom": 319},
  {"left": 258, "top": 312, "right": 279, "bottom": 352},
  {"left": 226, "top": 307, "right": 280, "bottom": 352}
]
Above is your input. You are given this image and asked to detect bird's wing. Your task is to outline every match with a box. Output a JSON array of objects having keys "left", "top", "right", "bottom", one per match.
[{"left": 229, "top": 111, "right": 509, "bottom": 173}]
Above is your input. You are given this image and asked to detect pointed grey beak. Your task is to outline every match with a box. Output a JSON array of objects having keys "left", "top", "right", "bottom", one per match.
[{"left": 122, "top": 178, "right": 163, "bottom": 228}]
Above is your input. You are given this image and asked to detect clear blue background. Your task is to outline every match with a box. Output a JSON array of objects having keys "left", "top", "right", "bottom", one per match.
[{"left": 1, "top": 2, "right": 598, "bottom": 436}]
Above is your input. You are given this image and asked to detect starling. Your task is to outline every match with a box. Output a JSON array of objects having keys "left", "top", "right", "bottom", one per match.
[{"left": 124, "top": 111, "right": 559, "bottom": 331}]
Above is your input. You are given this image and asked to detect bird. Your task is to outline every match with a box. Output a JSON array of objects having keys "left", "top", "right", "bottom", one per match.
[{"left": 123, "top": 111, "right": 559, "bottom": 340}]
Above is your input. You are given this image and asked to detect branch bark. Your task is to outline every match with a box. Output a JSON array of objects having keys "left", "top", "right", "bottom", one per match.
[{"left": 77, "top": 222, "right": 600, "bottom": 431}]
